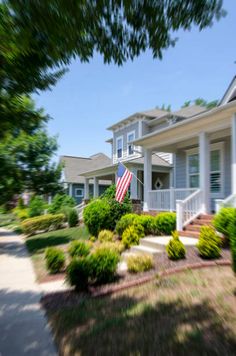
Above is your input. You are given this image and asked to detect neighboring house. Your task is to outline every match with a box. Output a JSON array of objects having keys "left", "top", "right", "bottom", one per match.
[
  {"left": 60, "top": 153, "right": 112, "bottom": 204},
  {"left": 132, "top": 76, "right": 236, "bottom": 234}
]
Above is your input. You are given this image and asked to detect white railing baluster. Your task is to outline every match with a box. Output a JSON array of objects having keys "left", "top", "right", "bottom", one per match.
[
  {"left": 176, "top": 189, "right": 203, "bottom": 229},
  {"left": 148, "top": 188, "right": 196, "bottom": 212},
  {"left": 215, "top": 194, "right": 236, "bottom": 212}
]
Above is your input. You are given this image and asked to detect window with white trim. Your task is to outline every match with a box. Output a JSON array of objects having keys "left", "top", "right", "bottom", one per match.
[
  {"left": 116, "top": 137, "right": 123, "bottom": 159},
  {"left": 210, "top": 150, "right": 221, "bottom": 193},
  {"left": 127, "top": 131, "right": 135, "bottom": 156},
  {"left": 188, "top": 153, "right": 199, "bottom": 188},
  {"left": 75, "top": 188, "right": 84, "bottom": 197}
]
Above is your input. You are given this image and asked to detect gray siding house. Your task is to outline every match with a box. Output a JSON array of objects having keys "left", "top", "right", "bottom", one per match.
[{"left": 60, "top": 153, "right": 112, "bottom": 204}]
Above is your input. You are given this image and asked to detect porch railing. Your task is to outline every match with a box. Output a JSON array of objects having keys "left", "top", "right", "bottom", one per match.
[
  {"left": 215, "top": 194, "right": 236, "bottom": 213},
  {"left": 148, "top": 188, "right": 196, "bottom": 211},
  {"left": 176, "top": 189, "right": 203, "bottom": 230},
  {"left": 75, "top": 201, "right": 86, "bottom": 220}
]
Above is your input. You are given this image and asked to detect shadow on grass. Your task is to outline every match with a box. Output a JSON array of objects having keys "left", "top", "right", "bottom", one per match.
[
  {"left": 26, "top": 235, "right": 71, "bottom": 254},
  {"left": 44, "top": 291, "right": 236, "bottom": 356}
]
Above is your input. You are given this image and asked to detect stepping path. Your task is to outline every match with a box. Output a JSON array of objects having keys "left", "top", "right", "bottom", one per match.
[{"left": 0, "top": 228, "right": 57, "bottom": 356}]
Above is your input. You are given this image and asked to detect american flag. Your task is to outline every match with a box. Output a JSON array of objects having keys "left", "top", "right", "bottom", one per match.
[{"left": 115, "top": 163, "right": 133, "bottom": 203}]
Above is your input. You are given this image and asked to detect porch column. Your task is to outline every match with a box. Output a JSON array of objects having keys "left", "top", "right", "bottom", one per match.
[
  {"left": 143, "top": 148, "right": 152, "bottom": 211},
  {"left": 84, "top": 178, "right": 90, "bottom": 199},
  {"left": 232, "top": 113, "right": 236, "bottom": 194},
  {"left": 93, "top": 177, "right": 99, "bottom": 198},
  {"left": 199, "top": 132, "right": 210, "bottom": 213},
  {"left": 130, "top": 168, "right": 138, "bottom": 200},
  {"left": 69, "top": 183, "right": 73, "bottom": 197}
]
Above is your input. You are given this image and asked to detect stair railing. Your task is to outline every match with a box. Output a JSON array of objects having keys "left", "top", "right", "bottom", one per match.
[
  {"left": 75, "top": 201, "right": 87, "bottom": 220},
  {"left": 176, "top": 189, "right": 203, "bottom": 231},
  {"left": 215, "top": 194, "right": 236, "bottom": 213}
]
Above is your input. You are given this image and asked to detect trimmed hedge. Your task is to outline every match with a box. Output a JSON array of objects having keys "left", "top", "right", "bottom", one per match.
[
  {"left": 166, "top": 231, "right": 186, "bottom": 260},
  {"left": 45, "top": 247, "right": 65, "bottom": 274},
  {"left": 197, "top": 226, "right": 221, "bottom": 259},
  {"left": 21, "top": 213, "right": 64, "bottom": 236},
  {"left": 154, "top": 212, "right": 176, "bottom": 235},
  {"left": 127, "top": 254, "right": 154, "bottom": 273},
  {"left": 139, "top": 215, "right": 155, "bottom": 235},
  {"left": 116, "top": 213, "right": 140, "bottom": 236}
]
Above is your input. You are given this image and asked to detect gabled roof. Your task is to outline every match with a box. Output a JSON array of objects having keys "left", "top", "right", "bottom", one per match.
[
  {"left": 173, "top": 105, "right": 207, "bottom": 118},
  {"left": 219, "top": 75, "right": 236, "bottom": 106},
  {"left": 60, "top": 153, "right": 111, "bottom": 184}
]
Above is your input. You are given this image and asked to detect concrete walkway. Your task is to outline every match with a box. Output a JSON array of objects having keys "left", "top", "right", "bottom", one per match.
[{"left": 0, "top": 228, "right": 57, "bottom": 356}]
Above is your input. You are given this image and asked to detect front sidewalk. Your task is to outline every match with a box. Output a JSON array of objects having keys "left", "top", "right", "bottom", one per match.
[{"left": 0, "top": 228, "right": 57, "bottom": 356}]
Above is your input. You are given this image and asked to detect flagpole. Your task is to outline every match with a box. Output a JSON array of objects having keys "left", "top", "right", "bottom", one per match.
[{"left": 118, "top": 161, "right": 145, "bottom": 186}]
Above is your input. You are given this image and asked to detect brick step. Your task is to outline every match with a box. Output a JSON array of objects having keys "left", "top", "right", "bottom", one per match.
[
  {"left": 199, "top": 214, "right": 214, "bottom": 221},
  {"left": 192, "top": 219, "right": 213, "bottom": 226},
  {"left": 178, "top": 230, "right": 200, "bottom": 238},
  {"left": 185, "top": 224, "right": 202, "bottom": 232}
]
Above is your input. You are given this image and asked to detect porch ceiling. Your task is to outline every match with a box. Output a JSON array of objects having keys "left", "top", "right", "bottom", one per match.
[{"left": 134, "top": 101, "right": 236, "bottom": 152}]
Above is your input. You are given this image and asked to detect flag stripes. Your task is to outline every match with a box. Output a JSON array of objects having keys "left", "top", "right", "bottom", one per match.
[{"left": 115, "top": 163, "right": 133, "bottom": 203}]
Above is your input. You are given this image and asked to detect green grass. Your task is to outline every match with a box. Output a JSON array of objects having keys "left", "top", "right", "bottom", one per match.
[
  {"left": 26, "top": 226, "right": 90, "bottom": 281},
  {"left": 45, "top": 267, "right": 236, "bottom": 355}
]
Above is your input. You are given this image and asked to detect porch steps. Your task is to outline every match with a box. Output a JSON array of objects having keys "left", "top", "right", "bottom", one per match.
[
  {"left": 179, "top": 214, "right": 215, "bottom": 238},
  {"left": 130, "top": 245, "right": 163, "bottom": 257}
]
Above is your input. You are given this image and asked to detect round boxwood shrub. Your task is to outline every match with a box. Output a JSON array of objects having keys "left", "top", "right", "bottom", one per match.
[
  {"left": 122, "top": 224, "right": 142, "bottom": 249},
  {"left": 83, "top": 199, "right": 111, "bottom": 237},
  {"left": 166, "top": 231, "right": 186, "bottom": 260},
  {"left": 68, "top": 240, "right": 91, "bottom": 258},
  {"left": 115, "top": 213, "right": 140, "bottom": 236},
  {"left": 154, "top": 212, "right": 176, "bottom": 235},
  {"left": 98, "top": 229, "right": 114, "bottom": 242},
  {"left": 213, "top": 207, "right": 235, "bottom": 240},
  {"left": 90, "top": 245, "right": 120, "bottom": 283},
  {"left": 127, "top": 254, "right": 154, "bottom": 273},
  {"left": 197, "top": 226, "right": 222, "bottom": 259},
  {"left": 139, "top": 215, "right": 155, "bottom": 235},
  {"left": 67, "top": 208, "right": 79, "bottom": 227},
  {"left": 66, "top": 257, "right": 91, "bottom": 290},
  {"left": 45, "top": 247, "right": 65, "bottom": 274}
]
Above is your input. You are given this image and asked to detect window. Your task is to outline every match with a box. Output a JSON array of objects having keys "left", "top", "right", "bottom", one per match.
[
  {"left": 75, "top": 188, "right": 84, "bottom": 197},
  {"left": 210, "top": 150, "right": 221, "bottom": 193},
  {"left": 188, "top": 153, "right": 199, "bottom": 188},
  {"left": 116, "top": 137, "right": 123, "bottom": 159},
  {"left": 127, "top": 131, "right": 135, "bottom": 156}
]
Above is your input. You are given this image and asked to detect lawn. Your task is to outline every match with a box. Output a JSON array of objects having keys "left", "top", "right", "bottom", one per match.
[
  {"left": 26, "top": 226, "right": 90, "bottom": 281},
  {"left": 43, "top": 266, "right": 236, "bottom": 355}
]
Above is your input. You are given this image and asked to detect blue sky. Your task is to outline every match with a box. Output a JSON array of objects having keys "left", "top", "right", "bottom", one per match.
[{"left": 34, "top": 0, "right": 236, "bottom": 160}]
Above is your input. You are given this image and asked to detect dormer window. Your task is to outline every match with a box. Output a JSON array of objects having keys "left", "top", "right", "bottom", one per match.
[
  {"left": 127, "top": 131, "right": 135, "bottom": 156},
  {"left": 116, "top": 136, "right": 123, "bottom": 159}
]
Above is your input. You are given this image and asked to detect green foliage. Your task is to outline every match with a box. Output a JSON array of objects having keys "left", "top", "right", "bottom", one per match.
[
  {"left": 13, "top": 207, "right": 29, "bottom": 221},
  {"left": 197, "top": 226, "right": 221, "bottom": 259},
  {"left": 66, "top": 257, "right": 91, "bottom": 290},
  {"left": 166, "top": 231, "right": 186, "bottom": 260},
  {"left": 213, "top": 207, "right": 235, "bottom": 239},
  {"left": 98, "top": 241, "right": 125, "bottom": 255},
  {"left": 90, "top": 245, "right": 120, "bottom": 283},
  {"left": 83, "top": 199, "right": 111, "bottom": 237},
  {"left": 101, "top": 184, "right": 132, "bottom": 231},
  {"left": 45, "top": 247, "right": 65, "bottom": 274},
  {"left": 154, "top": 212, "right": 176, "bottom": 235},
  {"left": 139, "top": 215, "right": 155, "bottom": 235},
  {"left": 228, "top": 210, "right": 236, "bottom": 274},
  {"left": 116, "top": 213, "right": 140, "bottom": 236},
  {"left": 181, "top": 98, "right": 218, "bottom": 109},
  {"left": 28, "top": 196, "right": 45, "bottom": 217},
  {"left": 98, "top": 230, "right": 114, "bottom": 243},
  {"left": 127, "top": 254, "right": 154, "bottom": 273},
  {"left": 18, "top": 197, "right": 25, "bottom": 209},
  {"left": 48, "top": 194, "right": 75, "bottom": 214},
  {"left": 67, "top": 208, "right": 78, "bottom": 227},
  {"left": 122, "top": 225, "right": 141, "bottom": 249},
  {"left": 21, "top": 213, "right": 64, "bottom": 236},
  {"left": 68, "top": 240, "right": 91, "bottom": 258}
]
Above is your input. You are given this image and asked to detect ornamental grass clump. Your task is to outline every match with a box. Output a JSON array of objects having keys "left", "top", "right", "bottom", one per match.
[
  {"left": 166, "top": 231, "right": 186, "bottom": 260},
  {"left": 66, "top": 257, "right": 91, "bottom": 290},
  {"left": 127, "top": 254, "right": 154, "bottom": 273},
  {"left": 98, "top": 229, "right": 114, "bottom": 242},
  {"left": 213, "top": 207, "right": 235, "bottom": 242},
  {"left": 90, "top": 245, "right": 120, "bottom": 283},
  {"left": 197, "top": 226, "right": 222, "bottom": 259},
  {"left": 45, "top": 247, "right": 65, "bottom": 274},
  {"left": 228, "top": 209, "right": 236, "bottom": 273},
  {"left": 68, "top": 240, "right": 91, "bottom": 258}
]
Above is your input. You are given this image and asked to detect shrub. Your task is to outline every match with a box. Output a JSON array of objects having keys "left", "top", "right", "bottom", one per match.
[
  {"left": 13, "top": 207, "right": 29, "bottom": 221},
  {"left": 116, "top": 213, "right": 140, "bottom": 236},
  {"left": 66, "top": 257, "right": 91, "bottom": 290},
  {"left": 213, "top": 207, "right": 235, "bottom": 239},
  {"left": 48, "top": 193, "right": 76, "bottom": 214},
  {"left": 21, "top": 213, "right": 64, "bottom": 236},
  {"left": 83, "top": 199, "right": 111, "bottom": 236},
  {"left": 68, "top": 240, "right": 91, "bottom": 258},
  {"left": 228, "top": 210, "right": 236, "bottom": 273},
  {"left": 101, "top": 184, "right": 132, "bottom": 230},
  {"left": 98, "top": 241, "right": 125, "bottom": 255},
  {"left": 154, "top": 212, "right": 176, "bottom": 235},
  {"left": 166, "top": 231, "right": 186, "bottom": 260},
  {"left": 127, "top": 254, "right": 154, "bottom": 273},
  {"left": 67, "top": 208, "right": 78, "bottom": 227},
  {"left": 28, "top": 196, "right": 45, "bottom": 217},
  {"left": 139, "top": 215, "right": 155, "bottom": 235},
  {"left": 122, "top": 225, "right": 142, "bottom": 249},
  {"left": 197, "top": 226, "right": 221, "bottom": 259},
  {"left": 90, "top": 245, "right": 120, "bottom": 283},
  {"left": 98, "top": 229, "right": 114, "bottom": 242},
  {"left": 18, "top": 197, "right": 25, "bottom": 209},
  {"left": 45, "top": 247, "right": 65, "bottom": 273}
]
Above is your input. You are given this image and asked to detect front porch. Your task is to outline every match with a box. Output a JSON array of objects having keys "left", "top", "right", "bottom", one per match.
[{"left": 137, "top": 109, "right": 236, "bottom": 231}]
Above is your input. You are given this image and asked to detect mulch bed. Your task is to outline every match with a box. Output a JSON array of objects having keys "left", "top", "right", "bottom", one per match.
[{"left": 41, "top": 247, "right": 232, "bottom": 311}]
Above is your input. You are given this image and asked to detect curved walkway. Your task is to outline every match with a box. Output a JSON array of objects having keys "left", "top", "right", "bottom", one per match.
[{"left": 0, "top": 228, "right": 57, "bottom": 356}]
